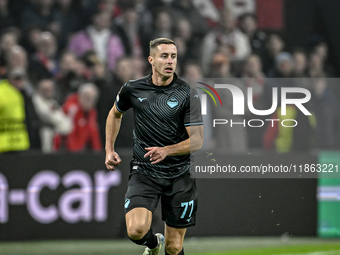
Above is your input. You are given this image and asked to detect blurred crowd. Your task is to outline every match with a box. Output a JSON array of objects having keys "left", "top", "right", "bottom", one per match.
[{"left": 0, "top": 0, "right": 339, "bottom": 154}]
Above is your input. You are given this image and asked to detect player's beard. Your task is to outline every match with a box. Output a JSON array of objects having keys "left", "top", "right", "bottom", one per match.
[
  {"left": 156, "top": 68, "right": 173, "bottom": 80},
  {"left": 163, "top": 66, "right": 175, "bottom": 78}
]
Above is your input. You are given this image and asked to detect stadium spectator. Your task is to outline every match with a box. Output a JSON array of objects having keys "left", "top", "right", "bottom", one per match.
[
  {"left": 131, "top": 56, "right": 147, "bottom": 80},
  {"left": 54, "top": 83, "right": 102, "bottom": 152},
  {"left": 173, "top": 18, "right": 201, "bottom": 66},
  {"left": 68, "top": 10, "right": 125, "bottom": 71},
  {"left": 151, "top": 9, "right": 173, "bottom": 40},
  {"left": 263, "top": 52, "right": 295, "bottom": 113},
  {"left": 134, "top": 0, "right": 154, "bottom": 58},
  {"left": 6, "top": 45, "right": 35, "bottom": 95},
  {"left": 54, "top": 0, "right": 82, "bottom": 50},
  {"left": 170, "top": 0, "right": 208, "bottom": 40},
  {"left": 20, "top": 25, "right": 43, "bottom": 56},
  {"left": 292, "top": 48, "right": 308, "bottom": 78},
  {"left": 21, "top": 0, "right": 60, "bottom": 35},
  {"left": 242, "top": 54, "right": 265, "bottom": 79},
  {"left": 113, "top": 3, "right": 143, "bottom": 58},
  {"left": 182, "top": 60, "right": 215, "bottom": 151},
  {"left": 0, "top": 27, "right": 21, "bottom": 76},
  {"left": 98, "top": 0, "right": 122, "bottom": 19},
  {"left": 183, "top": 61, "right": 203, "bottom": 81},
  {"left": 241, "top": 54, "right": 265, "bottom": 109},
  {"left": 262, "top": 33, "right": 285, "bottom": 75},
  {"left": 208, "top": 52, "right": 232, "bottom": 78},
  {"left": 0, "top": 69, "right": 30, "bottom": 153},
  {"left": 0, "top": 0, "right": 14, "bottom": 32},
  {"left": 263, "top": 103, "right": 315, "bottom": 153},
  {"left": 207, "top": 52, "right": 248, "bottom": 153},
  {"left": 174, "top": 18, "right": 191, "bottom": 42},
  {"left": 172, "top": 36, "right": 187, "bottom": 74},
  {"left": 313, "top": 42, "right": 328, "bottom": 63},
  {"left": 6, "top": 45, "right": 27, "bottom": 70},
  {"left": 28, "top": 31, "right": 59, "bottom": 84},
  {"left": 96, "top": 56, "right": 134, "bottom": 148},
  {"left": 0, "top": 28, "right": 19, "bottom": 53},
  {"left": 263, "top": 54, "right": 314, "bottom": 152},
  {"left": 32, "top": 79, "right": 72, "bottom": 153},
  {"left": 143, "top": 0, "right": 171, "bottom": 14},
  {"left": 55, "top": 50, "right": 87, "bottom": 103},
  {"left": 239, "top": 13, "right": 266, "bottom": 57},
  {"left": 308, "top": 77, "right": 340, "bottom": 149},
  {"left": 80, "top": 0, "right": 104, "bottom": 28},
  {"left": 84, "top": 50, "right": 114, "bottom": 140},
  {"left": 267, "top": 51, "right": 294, "bottom": 78},
  {"left": 226, "top": 0, "right": 256, "bottom": 19},
  {"left": 311, "top": 41, "right": 335, "bottom": 77},
  {"left": 308, "top": 51, "right": 326, "bottom": 78},
  {"left": 241, "top": 54, "right": 266, "bottom": 148},
  {"left": 262, "top": 74, "right": 316, "bottom": 153},
  {"left": 190, "top": 0, "right": 224, "bottom": 28},
  {"left": 201, "top": 8, "right": 251, "bottom": 74},
  {"left": 7, "top": 67, "right": 42, "bottom": 151},
  {"left": 213, "top": 86, "right": 248, "bottom": 153}
]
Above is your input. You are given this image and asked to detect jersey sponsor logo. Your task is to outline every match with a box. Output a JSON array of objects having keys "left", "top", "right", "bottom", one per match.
[
  {"left": 124, "top": 198, "right": 130, "bottom": 209},
  {"left": 167, "top": 97, "right": 179, "bottom": 108},
  {"left": 137, "top": 97, "right": 147, "bottom": 102}
]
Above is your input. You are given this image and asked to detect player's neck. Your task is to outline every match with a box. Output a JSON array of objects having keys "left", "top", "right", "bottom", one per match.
[{"left": 152, "top": 73, "right": 174, "bottom": 86}]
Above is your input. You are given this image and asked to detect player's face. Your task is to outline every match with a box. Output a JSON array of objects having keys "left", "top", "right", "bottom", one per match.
[{"left": 152, "top": 44, "right": 177, "bottom": 78}]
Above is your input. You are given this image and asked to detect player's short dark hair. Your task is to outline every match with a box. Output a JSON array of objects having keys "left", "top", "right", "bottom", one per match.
[{"left": 149, "top": 38, "right": 176, "bottom": 54}]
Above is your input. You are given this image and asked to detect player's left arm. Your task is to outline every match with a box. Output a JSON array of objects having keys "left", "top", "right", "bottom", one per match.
[{"left": 144, "top": 125, "right": 203, "bottom": 164}]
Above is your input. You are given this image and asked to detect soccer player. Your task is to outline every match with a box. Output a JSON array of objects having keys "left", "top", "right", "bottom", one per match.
[{"left": 105, "top": 38, "right": 204, "bottom": 255}]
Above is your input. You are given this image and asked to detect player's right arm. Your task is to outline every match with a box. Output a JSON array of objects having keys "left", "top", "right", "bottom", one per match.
[{"left": 105, "top": 103, "right": 123, "bottom": 170}]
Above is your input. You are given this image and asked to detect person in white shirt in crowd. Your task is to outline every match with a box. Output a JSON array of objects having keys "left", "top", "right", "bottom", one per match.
[
  {"left": 32, "top": 78, "right": 72, "bottom": 153},
  {"left": 201, "top": 8, "right": 251, "bottom": 75}
]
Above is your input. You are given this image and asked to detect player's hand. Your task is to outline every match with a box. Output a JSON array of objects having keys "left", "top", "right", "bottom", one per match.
[
  {"left": 105, "top": 151, "right": 121, "bottom": 171},
  {"left": 144, "top": 147, "right": 169, "bottom": 164}
]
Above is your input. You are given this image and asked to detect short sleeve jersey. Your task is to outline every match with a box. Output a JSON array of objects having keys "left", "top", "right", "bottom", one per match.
[{"left": 115, "top": 73, "right": 203, "bottom": 178}]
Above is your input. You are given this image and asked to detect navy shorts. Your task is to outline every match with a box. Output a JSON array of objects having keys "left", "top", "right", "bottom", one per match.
[{"left": 124, "top": 170, "right": 197, "bottom": 228}]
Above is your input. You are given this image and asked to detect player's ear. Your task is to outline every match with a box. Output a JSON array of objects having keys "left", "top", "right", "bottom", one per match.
[{"left": 148, "top": 56, "right": 154, "bottom": 66}]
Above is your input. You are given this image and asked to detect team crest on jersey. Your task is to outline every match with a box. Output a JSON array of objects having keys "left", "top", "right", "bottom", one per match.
[{"left": 167, "top": 97, "right": 179, "bottom": 108}]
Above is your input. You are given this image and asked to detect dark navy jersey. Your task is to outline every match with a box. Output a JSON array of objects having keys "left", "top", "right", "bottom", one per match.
[{"left": 115, "top": 73, "right": 203, "bottom": 178}]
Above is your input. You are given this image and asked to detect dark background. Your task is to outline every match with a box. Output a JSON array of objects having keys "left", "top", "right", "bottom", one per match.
[{"left": 285, "top": 0, "right": 340, "bottom": 77}]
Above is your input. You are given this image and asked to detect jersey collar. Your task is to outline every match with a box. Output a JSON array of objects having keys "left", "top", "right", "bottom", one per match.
[{"left": 148, "top": 72, "right": 178, "bottom": 89}]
